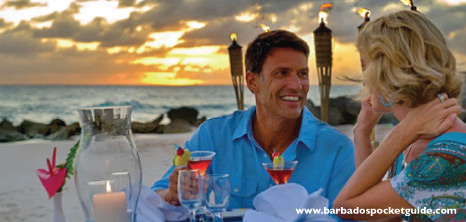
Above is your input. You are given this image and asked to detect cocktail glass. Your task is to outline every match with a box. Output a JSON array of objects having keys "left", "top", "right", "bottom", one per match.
[
  {"left": 262, "top": 161, "right": 298, "bottom": 185},
  {"left": 189, "top": 151, "right": 216, "bottom": 175},
  {"left": 188, "top": 151, "right": 216, "bottom": 221}
]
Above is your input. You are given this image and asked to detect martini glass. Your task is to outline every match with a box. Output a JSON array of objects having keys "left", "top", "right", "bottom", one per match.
[
  {"left": 188, "top": 151, "right": 216, "bottom": 175},
  {"left": 188, "top": 151, "right": 216, "bottom": 221},
  {"left": 262, "top": 161, "right": 298, "bottom": 185}
]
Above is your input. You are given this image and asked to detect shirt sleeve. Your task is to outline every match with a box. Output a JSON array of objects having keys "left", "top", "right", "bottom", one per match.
[
  {"left": 184, "top": 121, "right": 215, "bottom": 152},
  {"left": 151, "top": 165, "right": 175, "bottom": 191},
  {"left": 327, "top": 138, "right": 356, "bottom": 208},
  {"left": 390, "top": 142, "right": 466, "bottom": 221}
]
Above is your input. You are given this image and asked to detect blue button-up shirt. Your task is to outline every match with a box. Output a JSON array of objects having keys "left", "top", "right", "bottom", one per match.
[{"left": 152, "top": 106, "right": 355, "bottom": 212}]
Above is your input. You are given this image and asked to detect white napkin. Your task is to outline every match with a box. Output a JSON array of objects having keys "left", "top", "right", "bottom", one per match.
[
  {"left": 243, "top": 183, "right": 337, "bottom": 222},
  {"left": 136, "top": 185, "right": 188, "bottom": 222}
]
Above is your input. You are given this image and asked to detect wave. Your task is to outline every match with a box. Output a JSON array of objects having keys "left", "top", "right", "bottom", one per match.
[{"left": 92, "top": 100, "right": 156, "bottom": 110}]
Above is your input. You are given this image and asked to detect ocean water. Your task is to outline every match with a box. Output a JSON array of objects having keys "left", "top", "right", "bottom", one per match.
[{"left": 0, "top": 85, "right": 362, "bottom": 125}]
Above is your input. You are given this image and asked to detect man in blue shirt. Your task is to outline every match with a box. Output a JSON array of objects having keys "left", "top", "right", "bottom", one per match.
[{"left": 153, "top": 30, "right": 355, "bottom": 212}]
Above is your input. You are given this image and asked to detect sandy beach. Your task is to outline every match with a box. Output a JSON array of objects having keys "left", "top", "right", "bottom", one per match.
[{"left": 0, "top": 124, "right": 393, "bottom": 222}]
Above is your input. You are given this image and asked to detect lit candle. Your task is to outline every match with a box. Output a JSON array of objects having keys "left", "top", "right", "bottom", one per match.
[{"left": 92, "top": 181, "right": 128, "bottom": 222}]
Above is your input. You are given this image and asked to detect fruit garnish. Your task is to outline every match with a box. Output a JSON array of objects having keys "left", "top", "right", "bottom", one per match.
[
  {"left": 176, "top": 147, "right": 184, "bottom": 156},
  {"left": 173, "top": 144, "right": 190, "bottom": 166},
  {"left": 272, "top": 148, "right": 284, "bottom": 169}
]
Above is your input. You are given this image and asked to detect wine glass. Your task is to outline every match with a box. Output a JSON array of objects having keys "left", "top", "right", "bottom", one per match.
[
  {"left": 203, "top": 174, "right": 230, "bottom": 222},
  {"left": 262, "top": 160, "right": 298, "bottom": 185},
  {"left": 178, "top": 169, "right": 202, "bottom": 222}
]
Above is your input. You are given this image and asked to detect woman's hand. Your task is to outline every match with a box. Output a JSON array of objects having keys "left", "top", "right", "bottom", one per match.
[
  {"left": 353, "top": 97, "right": 384, "bottom": 167},
  {"left": 354, "top": 97, "right": 384, "bottom": 137},
  {"left": 399, "top": 94, "right": 460, "bottom": 140}
]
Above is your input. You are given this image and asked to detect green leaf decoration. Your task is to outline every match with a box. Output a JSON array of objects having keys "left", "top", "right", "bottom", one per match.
[{"left": 56, "top": 140, "right": 80, "bottom": 191}]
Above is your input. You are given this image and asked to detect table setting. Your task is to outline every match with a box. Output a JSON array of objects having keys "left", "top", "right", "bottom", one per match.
[{"left": 36, "top": 106, "right": 335, "bottom": 222}]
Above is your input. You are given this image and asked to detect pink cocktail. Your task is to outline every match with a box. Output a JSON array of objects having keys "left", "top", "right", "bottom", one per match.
[
  {"left": 188, "top": 151, "right": 215, "bottom": 175},
  {"left": 263, "top": 161, "right": 298, "bottom": 184}
]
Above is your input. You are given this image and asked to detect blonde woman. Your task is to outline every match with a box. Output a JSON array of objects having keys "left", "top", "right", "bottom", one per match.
[{"left": 334, "top": 10, "right": 466, "bottom": 221}]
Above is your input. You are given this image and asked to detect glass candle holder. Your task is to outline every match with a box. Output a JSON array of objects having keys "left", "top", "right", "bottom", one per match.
[{"left": 75, "top": 106, "right": 142, "bottom": 222}]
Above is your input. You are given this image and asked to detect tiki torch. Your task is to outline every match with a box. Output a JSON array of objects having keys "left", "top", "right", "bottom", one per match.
[
  {"left": 228, "top": 33, "right": 244, "bottom": 110},
  {"left": 260, "top": 24, "right": 271, "bottom": 32},
  {"left": 400, "top": 0, "right": 417, "bottom": 11},
  {"left": 356, "top": 8, "right": 371, "bottom": 31},
  {"left": 313, "top": 3, "right": 333, "bottom": 123}
]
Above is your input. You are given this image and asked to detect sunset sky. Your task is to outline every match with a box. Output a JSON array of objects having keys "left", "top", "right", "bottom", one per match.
[{"left": 0, "top": 0, "right": 465, "bottom": 86}]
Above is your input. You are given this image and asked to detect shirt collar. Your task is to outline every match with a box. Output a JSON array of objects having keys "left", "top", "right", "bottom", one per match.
[
  {"left": 297, "top": 107, "right": 317, "bottom": 152},
  {"left": 232, "top": 106, "right": 256, "bottom": 140},
  {"left": 232, "top": 106, "right": 318, "bottom": 152}
]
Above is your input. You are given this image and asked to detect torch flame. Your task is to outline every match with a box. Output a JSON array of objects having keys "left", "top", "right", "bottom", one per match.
[
  {"left": 230, "top": 33, "right": 237, "bottom": 41},
  {"left": 357, "top": 8, "right": 371, "bottom": 19},
  {"left": 106, "top": 181, "right": 112, "bottom": 193},
  {"left": 260, "top": 24, "right": 270, "bottom": 32},
  {"left": 318, "top": 3, "right": 333, "bottom": 24},
  {"left": 400, "top": 0, "right": 413, "bottom": 6},
  {"left": 318, "top": 11, "right": 328, "bottom": 24},
  {"left": 320, "top": 3, "right": 333, "bottom": 11}
]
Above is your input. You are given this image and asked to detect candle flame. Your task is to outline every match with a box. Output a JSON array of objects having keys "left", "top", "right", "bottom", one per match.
[
  {"left": 357, "top": 8, "right": 371, "bottom": 19},
  {"left": 318, "top": 11, "right": 328, "bottom": 24},
  {"left": 106, "top": 181, "right": 112, "bottom": 193},
  {"left": 230, "top": 33, "right": 237, "bottom": 41},
  {"left": 318, "top": 3, "right": 333, "bottom": 24},
  {"left": 260, "top": 24, "right": 270, "bottom": 32},
  {"left": 400, "top": 0, "right": 413, "bottom": 6}
]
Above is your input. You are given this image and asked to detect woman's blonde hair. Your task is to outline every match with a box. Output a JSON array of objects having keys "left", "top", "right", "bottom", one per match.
[{"left": 357, "top": 10, "right": 462, "bottom": 107}]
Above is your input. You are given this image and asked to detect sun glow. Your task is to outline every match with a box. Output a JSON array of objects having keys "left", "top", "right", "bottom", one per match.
[
  {"left": 0, "top": 0, "right": 74, "bottom": 25},
  {"left": 186, "top": 20, "right": 206, "bottom": 31},
  {"left": 235, "top": 12, "right": 258, "bottom": 22},
  {"left": 143, "top": 31, "right": 185, "bottom": 49},
  {"left": 41, "top": 38, "right": 99, "bottom": 51},
  {"left": 437, "top": 0, "right": 466, "bottom": 5},
  {"left": 132, "top": 57, "right": 180, "bottom": 70},
  {"left": 74, "top": 1, "right": 134, "bottom": 24},
  {"left": 141, "top": 72, "right": 204, "bottom": 86},
  {"left": 168, "top": 46, "right": 221, "bottom": 56}
]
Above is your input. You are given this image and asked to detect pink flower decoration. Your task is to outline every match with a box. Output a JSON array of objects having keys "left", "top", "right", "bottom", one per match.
[{"left": 36, "top": 147, "right": 67, "bottom": 198}]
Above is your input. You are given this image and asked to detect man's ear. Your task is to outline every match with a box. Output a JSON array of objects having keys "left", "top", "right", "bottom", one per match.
[{"left": 246, "top": 71, "right": 259, "bottom": 93}]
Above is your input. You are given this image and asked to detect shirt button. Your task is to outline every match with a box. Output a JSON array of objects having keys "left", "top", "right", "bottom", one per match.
[{"left": 234, "top": 188, "right": 239, "bottom": 193}]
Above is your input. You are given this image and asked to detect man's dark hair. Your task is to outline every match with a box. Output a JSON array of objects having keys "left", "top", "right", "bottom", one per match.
[{"left": 245, "top": 30, "right": 310, "bottom": 74}]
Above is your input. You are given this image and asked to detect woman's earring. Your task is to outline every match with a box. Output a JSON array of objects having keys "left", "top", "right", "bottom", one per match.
[{"left": 380, "top": 95, "right": 393, "bottom": 108}]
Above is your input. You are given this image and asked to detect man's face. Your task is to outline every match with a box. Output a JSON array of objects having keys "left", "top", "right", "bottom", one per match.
[{"left": 248, "top": 47, "right": 309, "bottom": 120}]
